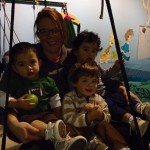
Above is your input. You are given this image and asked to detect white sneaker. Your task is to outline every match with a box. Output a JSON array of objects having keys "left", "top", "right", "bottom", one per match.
[
  {"left": 87, "top": 136, "right": 108, "bottom": 150},
  {"left": 140, "top": 102, "right": 150, "bottom": 121},
  {"left": 54, "top": 135, "right": 87, "bottom": 150},
  {"left": 129, "top": 117, "right": 149, "bottom": 137},
  {"left": 45, "top": 120, "right": 67, "bottom": 141}
]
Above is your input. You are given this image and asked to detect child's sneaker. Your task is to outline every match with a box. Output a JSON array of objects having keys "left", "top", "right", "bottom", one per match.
[
  {"left": 45, "top": 120, "right": 67, "bottom": 141},
  {"left": 129, "top": 117, "right": 149, "bottom": 137},
  {"left": 140, "top": 102, "right": 150, "bottom": 120},
  {"left": 54, "top": 135, "right": 87, "bottom": 150},
  {"left": 87, "top": 136, "right": 108, "bottom": 150}
]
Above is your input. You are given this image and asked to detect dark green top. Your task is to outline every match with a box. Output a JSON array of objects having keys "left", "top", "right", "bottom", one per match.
[{"left": 0, "top": 75, "right": 59, "bottom": 115}]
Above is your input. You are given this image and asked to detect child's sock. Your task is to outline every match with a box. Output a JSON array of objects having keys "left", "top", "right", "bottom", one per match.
[
  {"left": 134, "top": 103, "right": 142, "bottom": 114},
  {"left": 128, "top": 116, "right": 134, "bottom": 123}
]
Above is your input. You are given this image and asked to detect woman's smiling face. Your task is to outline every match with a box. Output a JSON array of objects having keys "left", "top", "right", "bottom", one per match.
[{"left": 37, "top": 17, "right": 63, "bottom": 55}]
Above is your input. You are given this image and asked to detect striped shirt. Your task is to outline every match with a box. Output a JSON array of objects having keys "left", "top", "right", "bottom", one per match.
[{"left": 62, "top": 90, "right": 111, "bottom": 127}]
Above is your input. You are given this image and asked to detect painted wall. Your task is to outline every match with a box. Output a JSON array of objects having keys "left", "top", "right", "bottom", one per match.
[{"left": 0, "top": 0, "right": 148, "bottom": 61}]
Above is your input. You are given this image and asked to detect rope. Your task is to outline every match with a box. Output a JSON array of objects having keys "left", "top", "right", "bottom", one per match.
[{"left": 99, "top": 0, "right": 104, "bottom": 19}]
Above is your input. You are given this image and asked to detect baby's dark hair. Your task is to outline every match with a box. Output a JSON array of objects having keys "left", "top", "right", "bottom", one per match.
[
  {"left": 72, "top": 30, "right": 102, "bottom": 52},
  {"left": 71, "top": 62, "right": 100, "bottom": 84},
  {"left": 10, "top": 42, "right": 38, "bottom": 65}
]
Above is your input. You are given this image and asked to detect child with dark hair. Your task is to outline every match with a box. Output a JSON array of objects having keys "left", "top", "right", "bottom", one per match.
[
  {"left": 62, "top": 30, "right": 150, "bottom": 150},
  {"left": 0, "top": 7, "right": 87, "bottom": 149},
  {"left": 62, "top": 62, "right": 130, "bottom": 150},
  {"left": 0, "top": 42, "right": 87, "bottom": 150}
]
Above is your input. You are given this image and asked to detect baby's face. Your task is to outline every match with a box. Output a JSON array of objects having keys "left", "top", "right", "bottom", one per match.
[
  {"left": 74, "top": 42, "right": 98, "bottom": 63},
  {"left": 74, "top": 76, "right": 98, "bottom": 97},
  {"left": 12, "top": 51, "right": 40, "bottom": 80}
]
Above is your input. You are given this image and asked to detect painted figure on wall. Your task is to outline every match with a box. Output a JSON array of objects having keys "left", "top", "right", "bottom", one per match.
[
  {"left": 100, "top": 33, "right": 114, "bottom": 63},
  {"left": 121, "top": 29, "right": 134, "bottom": 61},
  {"left": 142, "top": 0, "right": 150, "bottom": 32}
]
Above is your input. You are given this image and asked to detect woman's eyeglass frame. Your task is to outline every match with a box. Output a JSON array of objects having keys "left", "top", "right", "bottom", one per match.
[{"left": 37, "top": 28, "right": 61, "bottom": 36}]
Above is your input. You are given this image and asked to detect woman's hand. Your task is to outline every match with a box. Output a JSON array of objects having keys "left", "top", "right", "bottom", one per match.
[{"left": 114, "top": 57, "right": 125, "bottom": 69}]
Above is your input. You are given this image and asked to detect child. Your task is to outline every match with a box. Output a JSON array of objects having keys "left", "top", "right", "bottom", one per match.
[
  {"left": 62, "top": 30, "right": 150, "bottom": 149},
  {"left": 62, "top": 62, "right": 130, "bottom": 150},
  {"left": 0, "top": 42, "right": 87, "bottom": 150}
]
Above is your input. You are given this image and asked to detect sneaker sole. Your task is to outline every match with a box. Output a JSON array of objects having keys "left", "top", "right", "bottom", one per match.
[{"left": 55, "top": 120, "right": 67, "bottom": 141}]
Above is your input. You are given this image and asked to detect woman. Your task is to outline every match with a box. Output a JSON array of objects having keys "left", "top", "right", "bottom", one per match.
[{"left": 0, "top": 7, "right": 85, "bottom": 150}]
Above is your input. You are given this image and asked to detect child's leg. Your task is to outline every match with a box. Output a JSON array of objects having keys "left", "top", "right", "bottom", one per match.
[
  {"left": 31, "top": 119, "right": 67, "bottom": 141},
  {"left": 31, "top": 120, "right": 47, "bottom": 138},
  {"left": 122, "top": 112, "right": 149, "bottom": 137},
  {"left": 31, "top": 117, "right": 87, "bottom": 150},
  {"left": 88, "top": 136, "right": 108, "bottom": 150},
  {"left": 20, "top": 112, "right": 67, "bottom": 141},
  {"left": 105, "top": 92, "right": 139, "bottom": 121},
  {"left": 74, "top": 126, "right": 108, "bottom": 150},
  {"left": 105, "top": 95, "right": 128, "bottom": 121},
  {"left": 95, "top": 121, "right": 129, "bottom": 150}
]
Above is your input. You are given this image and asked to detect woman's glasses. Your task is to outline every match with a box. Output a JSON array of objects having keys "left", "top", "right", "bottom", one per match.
[{"left": 38, "top": 28, "right": 61, "bottom": 36}]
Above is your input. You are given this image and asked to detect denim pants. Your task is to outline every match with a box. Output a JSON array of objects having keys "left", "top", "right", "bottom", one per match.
[{"left": 105, "top": 92, "right": 138, "bottom": 121}]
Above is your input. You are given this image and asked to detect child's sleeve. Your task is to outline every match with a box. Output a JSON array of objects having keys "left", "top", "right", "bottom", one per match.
[
  {"left": 62, "top": 94, "right": 88, "bottom": 127},
  {"left": 97, "top": 95, "right": 111, "bottom": 122}
]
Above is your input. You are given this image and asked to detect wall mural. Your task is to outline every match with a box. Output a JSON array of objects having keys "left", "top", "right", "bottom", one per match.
[
  {"left": 99, "top": 29, "right": 134, "bottom": 64},
  {"left": 142, "top": 0, "right": 150, "bottom": 32}
]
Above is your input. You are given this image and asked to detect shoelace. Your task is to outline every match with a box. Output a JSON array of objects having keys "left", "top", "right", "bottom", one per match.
[{"left": 45, "top": 122, "right": 69, "bottom": 141}]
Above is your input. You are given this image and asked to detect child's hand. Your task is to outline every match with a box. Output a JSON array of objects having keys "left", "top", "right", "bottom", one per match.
[
  {"left": 114, "top": 57, "right": 125, "bottom": 69},
  {"left": 84, "top": 103, "right": 94, "bottom": 111},
  {"left": 84, "top": 103, "right": 99, "bottom": 111},
  {"left": 16, "top": 94, "right": 37, "bottom": 110},
  {"left": 86, "top": 107, "right": 104, "bottom": 122}
]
